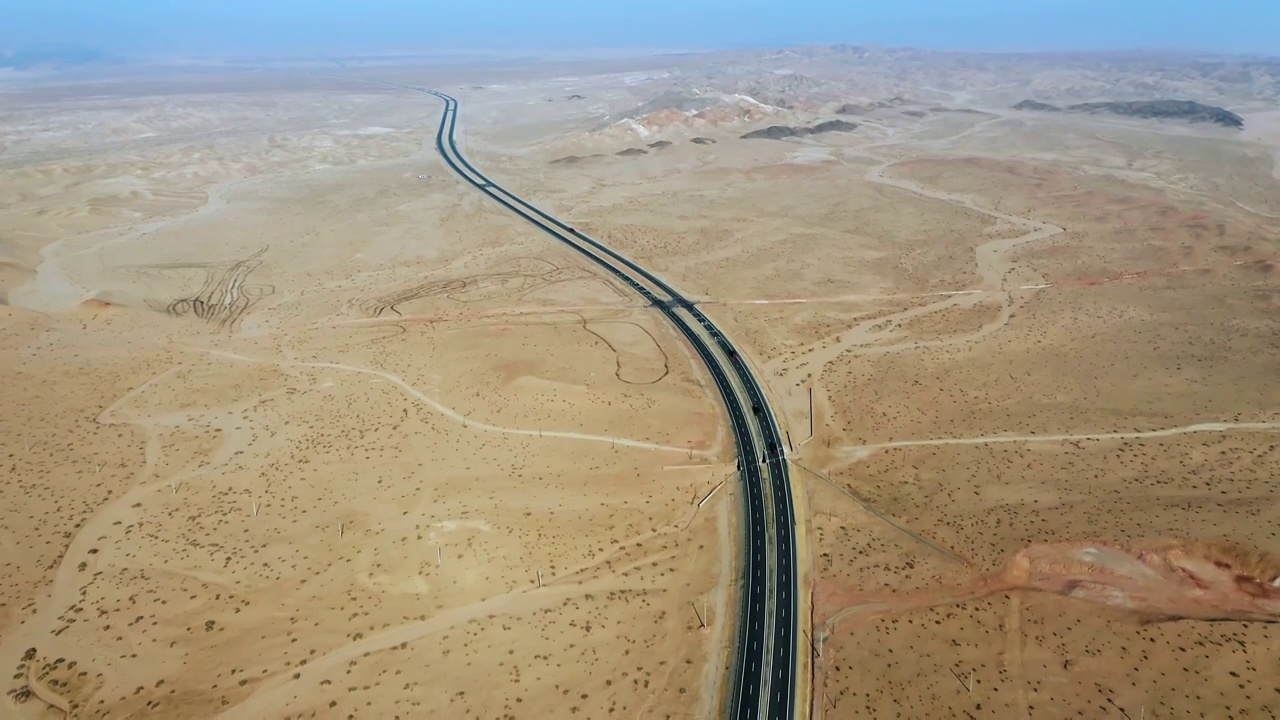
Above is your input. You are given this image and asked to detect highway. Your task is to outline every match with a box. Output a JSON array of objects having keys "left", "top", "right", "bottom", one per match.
[{"left": 414, "top": 87, "right": 799, "bottom": 719}]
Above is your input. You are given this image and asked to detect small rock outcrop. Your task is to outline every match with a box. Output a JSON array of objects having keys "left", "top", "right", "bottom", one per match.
[
  {"left": 836, "top": 97, "right": 914, "bottom": 115},
  {"left": 1013, "top": 99, "right": 1062, "bottom": 112},
  {"left": 929, "top": 106, "right": 986, "bottom": 114},
  {"left": 742, "top": 125, "right": 804, "bottom": 140},
  {"left": 550, "top": 154, "right": 606, "bottom": 165}
]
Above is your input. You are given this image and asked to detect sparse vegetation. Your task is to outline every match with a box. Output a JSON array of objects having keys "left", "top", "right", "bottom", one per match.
[{"left": 3, "top": 42, "right": 1277, "bottom": 719}]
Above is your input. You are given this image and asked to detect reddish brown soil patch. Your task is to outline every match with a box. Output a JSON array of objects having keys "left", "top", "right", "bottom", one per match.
[{"left": 820, "top": 537, "right": 1280, "bottom": 633}]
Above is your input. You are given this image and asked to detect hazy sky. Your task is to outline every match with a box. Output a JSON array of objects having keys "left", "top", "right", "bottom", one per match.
[{"left": 6, "top": 0, "right": 1278, "bottom": 56}]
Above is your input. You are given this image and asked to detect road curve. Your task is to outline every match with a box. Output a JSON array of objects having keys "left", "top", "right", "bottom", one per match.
[{"left": 413, "top": 87, "right": 798, "bottom": 719}]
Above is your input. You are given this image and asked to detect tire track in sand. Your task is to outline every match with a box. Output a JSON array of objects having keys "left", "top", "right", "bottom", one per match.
[
  {"left": 0, "top": 366, "right": 284, "bottom": 691},
  {"left": 839, "top": 420, "right": 1280, "bottom": 462},
  {"left": 194, "top": 347, "right": 716, "bottom": 457},
  {"left": 10, "top": 179, "right": 237, "bottom": 313},
  {"left": 765, "top": 153, "right": 1065, "bottom": 393},
  {"left": 215, "top": 570, "right": 638, "bottom": 718}
]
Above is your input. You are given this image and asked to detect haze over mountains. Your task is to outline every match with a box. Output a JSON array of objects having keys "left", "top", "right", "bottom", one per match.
[
  {"left": 6, "top": 43, "right": 1279, "bottom": 106},
  {"left": 478, "top": 43, "right": 1277, "bottom": 159},
  {"left": 0, "top": 45, "right": 115, "bottom": 70}
]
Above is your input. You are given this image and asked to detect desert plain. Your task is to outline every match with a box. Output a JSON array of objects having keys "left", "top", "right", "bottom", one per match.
[{"left": 2, "top": 47, "right": 1280, "bottom": 718}]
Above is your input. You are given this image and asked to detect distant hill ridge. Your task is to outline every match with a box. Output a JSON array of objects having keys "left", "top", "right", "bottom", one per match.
[
  {"left": 0, "top": 46, "right": 112, "bottom": 69},
  {"left": 1013, "top": 99, "right": 1244, "bottom": 128}
]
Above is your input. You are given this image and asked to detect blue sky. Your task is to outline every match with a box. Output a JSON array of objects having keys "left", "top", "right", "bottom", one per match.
[{"left": 5, "top": 0, "right": 1277, "bottom": 56}]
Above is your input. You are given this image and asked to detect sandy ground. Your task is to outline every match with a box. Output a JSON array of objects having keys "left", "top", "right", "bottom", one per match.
[
  {"left": 507, "top": 76, "right": 1280, "bottom": 716},
  {"left": 3, "top": 54, "right": 1279, "bottom": 718},
  {"left": 1, "top": 72, "right": 736, "bottom": 718}
]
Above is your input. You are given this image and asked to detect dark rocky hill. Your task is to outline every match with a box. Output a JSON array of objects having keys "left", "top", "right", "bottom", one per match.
[
  {"left": 741, "top": 119, "right": 858, "bottom": 140},
  {"left": 742, "top": 125, "right": 804, "bottom": 139},
  {"left": 1068, "top": 100, "right": 1244, "bottom": 128},
  {"left": 1013, "top": 98, "right": 1243, "bottom": 128},
  {"left": 810, "top": 119, "right": 858, "bottom": 133}
]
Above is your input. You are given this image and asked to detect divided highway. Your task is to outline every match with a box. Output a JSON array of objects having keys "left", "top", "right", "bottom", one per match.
[{"left": 416, "top": 87, "right": 799, "bottom": 719}]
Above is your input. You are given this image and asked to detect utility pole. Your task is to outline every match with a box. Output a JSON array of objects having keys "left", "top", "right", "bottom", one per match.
[
  {"left": 691, "top": 601, "right": 706, "bottom": 628},
  {"left": 808, "top": 386, "right": 815, "bottom": 441}
]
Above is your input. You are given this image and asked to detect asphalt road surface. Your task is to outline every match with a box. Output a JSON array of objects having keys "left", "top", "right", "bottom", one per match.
[{"left": 414, "top": 87, "right": 798, "bottom": 720}]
